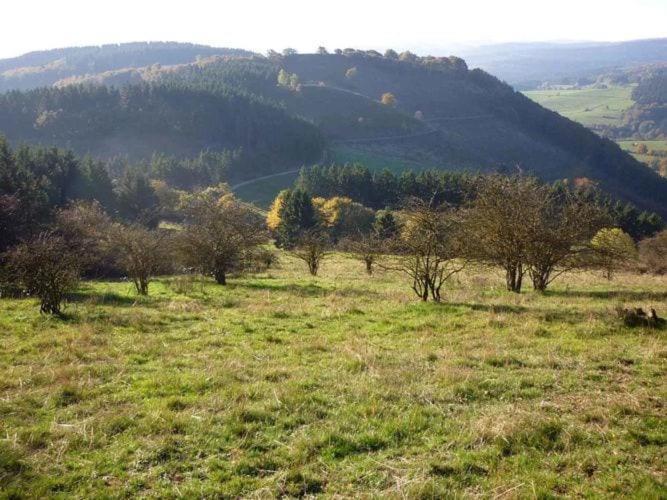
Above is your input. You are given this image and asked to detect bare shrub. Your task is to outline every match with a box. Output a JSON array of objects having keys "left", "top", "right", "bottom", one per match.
[
  {"left": 386, "top": 199, "right": 464, "bottom": 301},
  {"left": 639, "top": 230, "right": 667, "bottom": 274},
  {"left": 178, "top": 187, "right": 268, "bottom": 285},
  {"left": 290, "top": 230, "right": 331, "bottom": 276},
  {"left": 110, "top": 224, "right": 169, "bottom": 295},
  {"left": 6, "top": 232, "right": 80, "bottom": 315}
]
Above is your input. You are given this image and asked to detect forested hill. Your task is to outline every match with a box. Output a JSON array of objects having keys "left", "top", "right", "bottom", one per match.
[
  {"left": 0, "top": 83, "right": 325, "bottom": 181},
  {"left": 0, "top": 47, "right": 665, "bottom": 215},
  {"left": 0, "top": 42, "right": 254, "bottom": 91}
]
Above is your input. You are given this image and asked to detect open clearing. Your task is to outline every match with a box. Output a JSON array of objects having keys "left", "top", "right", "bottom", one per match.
[
  {"left": 618, "top": 140, "right": 667, "bottom": 166},
  {"left": 1, "top": 253, "right": 665, "bottom": 497},
  {"left": 524, "top": 86, "right": 634, "bottom": 128}
]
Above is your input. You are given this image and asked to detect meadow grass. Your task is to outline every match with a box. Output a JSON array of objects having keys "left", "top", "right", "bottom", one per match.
[
  {"left": 618, "top": 140, "right": 667, "bottom": 166},
  {"left": 524, "top": 86, "right": 634, "bottom": 128},
  {"left": 0, "top": 252, "right": 665, "bottom": 497}
]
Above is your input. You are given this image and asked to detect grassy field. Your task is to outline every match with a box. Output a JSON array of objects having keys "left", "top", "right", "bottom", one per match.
[
  {"left": 618, "top": 140, "right": 667, "bottom": 167},
  {"left": 1, "top": 253, "right": 666, "bottom": 497},
  {"left": 524, "top": 86, "right": 634, "bottom": 128}
]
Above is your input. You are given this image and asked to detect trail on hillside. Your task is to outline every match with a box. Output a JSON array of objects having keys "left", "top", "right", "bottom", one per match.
[{"left": 231, "top": 168, "right": 302, "bottom": 191}]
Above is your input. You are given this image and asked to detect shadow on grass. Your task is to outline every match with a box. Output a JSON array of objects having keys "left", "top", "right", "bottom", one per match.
[
  {"left": 234, "top": 281, "right": 378, "bottom": 298},
  {"left": 546, "top": 290, "right": 667, "bottom": 302},
  {"left": 68, "top": 290, "right": 154, "bottom": 307}
]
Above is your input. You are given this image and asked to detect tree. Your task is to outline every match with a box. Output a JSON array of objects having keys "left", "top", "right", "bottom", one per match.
[
  {"left": 384, "top": 49, "right": 399, "bottom": 59},
  {"left": 590, "top": 228, "right": 638, "bottom": 279},
  {"left": 345, "top": 67, "right": 358, "bottom": 79},
  {"left": 110, "top": 224, "right": 168, "bottom": 295},
  {"left": 381, "top": 92, "right": 397, "bottom": 107},
  {"left": 55, "top": 201, "right": 115, "bottom": 277},
  {"left": 282, "top": 48, "right": 298, "bottom": 56},
  {"left": 290, "top": 230, "right": 331, "bottom": 276},
  {"left": 277, "top": 69, "right": 291, "bottom": 87},
  {"left": 317, "top": 46, "right": 328, "bottom": 55},
  {"left": 524, "top": 188, "right": 607, "bottom": 291},
  {"left": 388, "top": 200, "right": 464, "bottom": 301},
  {"left": 116, "top": 169, "right": 160, "bottom": 226},
  {"left": 178, "top": 187, "right": 268, "bottom": 285},
  {"left": 637, "top": 143, "right": 649, "bottom": 154},
  {"left": 6, "top": 232, "right": 80, "bottom": 315},
  {"left": 399, "top": 51, "right": 418, "bottom": 63},
  {"left": 340, "top": 233, "right": 382, "bottom": 275},
  {"left": 639, "top": 230, "right": 667, "bottom": 274},
  {"left": 274, "top": 189, "right": 319, "bottom": 248},
  {"left": 373, "top": 210, "right": 400, "bottom": 240},
  {"left": 314, "top": 196, "right": 374, "bottom": 241},
  {"left": 462, "top": 176, "right": 538, "bottom": 292}
]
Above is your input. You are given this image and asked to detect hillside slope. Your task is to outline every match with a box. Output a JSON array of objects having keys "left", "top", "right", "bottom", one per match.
[
  {"left": 0, "top": 42, "right": 253, "bottom": 92},
  {"left": 0, "top": 48, "right": 665, "bottom": 215},
  {"left": 276, "top": 52, "right": 667, "bottom": 215}
]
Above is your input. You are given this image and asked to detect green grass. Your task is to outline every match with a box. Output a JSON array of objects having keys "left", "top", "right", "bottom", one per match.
[
  {"left": 1, "top": 253, "right": 666, "bottom": 497},
  {"left": 332, "top": 145, "right": 436, "bottom": 173},
  {"left": 618, "top": 140, "right": 667, "bottom": 165},
  {"left": 524, "top": 86, "right": 635, "bottom": 127}
]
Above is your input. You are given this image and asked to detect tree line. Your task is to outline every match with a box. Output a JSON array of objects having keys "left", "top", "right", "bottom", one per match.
[
  {"left": 269, "top": 178, "right": 666, "bottom": 301},
  {"left": 296, "top": 164, "right": 664, "bottom": 240},
  {"left": 2, "top": 141, "right": 666, "bottom": 315}
]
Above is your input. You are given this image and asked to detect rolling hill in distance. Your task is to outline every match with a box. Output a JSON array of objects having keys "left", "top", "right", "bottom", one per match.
[{"left": 0, "top": 41, "right": 665, "bottom": 215}]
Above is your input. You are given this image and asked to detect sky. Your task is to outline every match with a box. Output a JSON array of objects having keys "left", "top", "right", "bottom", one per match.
[{"left": 1, "top": 0, "right": 665, "bottom": 59}]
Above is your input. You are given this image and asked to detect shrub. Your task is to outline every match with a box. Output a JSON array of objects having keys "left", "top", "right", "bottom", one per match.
[
  {"left": 178, "top": 187, "right": 268, "bottom": 285},
  {"left": 5, "top": 232, "right": 80, "bottom": 315},
  {"left": 639, "top": 230, "right": 667, "bottom": 274},
  {"left": 290, "top": 230, "right": 331, "bottom": 276},
  {"left": 110, "top": 224, "right": 169, "bottom": 295}
]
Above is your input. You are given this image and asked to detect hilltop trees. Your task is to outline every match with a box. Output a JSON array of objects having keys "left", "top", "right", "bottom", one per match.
[
  {"left": 178, "top": 186, "right": 268, "bottom": 285},
  {"left": 381, "top": 92, "right": 397, "bottom": 106}
]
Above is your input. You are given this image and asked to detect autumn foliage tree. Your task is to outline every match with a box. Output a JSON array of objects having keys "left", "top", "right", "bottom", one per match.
[{"left": 381, "top": 92, "right": 397, "bottom": 107}]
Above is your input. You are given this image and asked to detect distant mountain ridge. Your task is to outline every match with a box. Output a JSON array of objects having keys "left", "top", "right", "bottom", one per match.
[
  {"left": 0, "top": 42, "right": 255, "bottom": 91},
  {"left": 459, "top": 39, "right": 667, "bottom": 89}
]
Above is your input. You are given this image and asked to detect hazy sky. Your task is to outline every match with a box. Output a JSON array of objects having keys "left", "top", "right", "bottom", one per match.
[{"left": 1, "top": 0, "right": 665, "bottom": 59}]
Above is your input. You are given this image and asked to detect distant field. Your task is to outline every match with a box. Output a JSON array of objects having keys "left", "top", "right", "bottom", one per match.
[
  {"left": 524, "top": 86, "right": 634, "bottom": 127},
  {"left": 618, "top": 140, "right": 667, "bottom": 174},
  {"left": 1, "top": 253, "right": 665, "bottom": 497}
]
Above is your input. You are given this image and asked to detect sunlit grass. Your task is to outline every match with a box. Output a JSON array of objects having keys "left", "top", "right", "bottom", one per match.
[{"left": 1, "top": 252, "right": 665, "bottom": 497}]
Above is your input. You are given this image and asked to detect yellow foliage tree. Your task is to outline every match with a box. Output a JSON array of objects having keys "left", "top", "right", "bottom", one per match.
[{"left": 266, "top": 190, "right": 289, "bottom": 231}]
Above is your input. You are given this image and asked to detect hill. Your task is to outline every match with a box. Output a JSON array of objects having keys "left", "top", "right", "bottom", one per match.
[
  {"left": 459, "top": 39, "right": 667, "bottom": 90},
  {"left": 0, "top": 48, "right": 666, "bottom": 215},
  {"left": 0, "top": 42, "right": 254, "bottom": 92}
]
